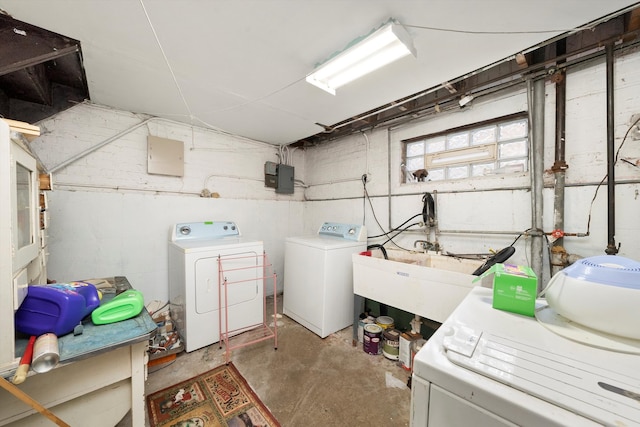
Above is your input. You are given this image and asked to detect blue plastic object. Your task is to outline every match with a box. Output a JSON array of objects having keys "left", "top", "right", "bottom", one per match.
[
  {"left": 561, "top": 255, "right": 640, "bottom": 290},
  {"left": 14, "top": 282, "right": 101, "bottom": 336}
]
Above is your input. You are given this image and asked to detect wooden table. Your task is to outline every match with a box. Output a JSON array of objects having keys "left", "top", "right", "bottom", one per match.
[{"left": 0, "top": 277, "right": 157, "bottom": 427}]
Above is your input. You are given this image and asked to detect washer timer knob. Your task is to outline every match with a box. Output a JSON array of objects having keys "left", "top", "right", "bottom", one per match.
[{"left": 179, "top": 226, "right": 191, "bottom": 235}]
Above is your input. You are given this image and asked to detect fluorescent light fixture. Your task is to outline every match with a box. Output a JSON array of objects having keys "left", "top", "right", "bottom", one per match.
[
  {"left": 306, "top": 21, "right": 416, "bottom": 95},
  {"left": 427, "top": 145, "right": 496, "bottom": 168}
]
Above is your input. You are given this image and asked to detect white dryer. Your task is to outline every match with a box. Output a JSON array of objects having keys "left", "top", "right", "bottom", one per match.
[
  {"left": 168, "top": 221, "right": 264, "bottom": 352},
  {"left": 411, "top": 287, "right": 640, "bottom": 427},
  {"left": 283, "top": 222, "right": 367, "bottom": 338}
]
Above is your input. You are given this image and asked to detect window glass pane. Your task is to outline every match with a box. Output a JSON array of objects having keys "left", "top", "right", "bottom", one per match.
[
  {"left": 426, "top": 136, "right": 445, "bottom": 153},
  {"left": 471, "top": 162, "right": 495, "bottom": 176},
  {"left": 499, "top": 140, "right": 527, "bottom": 158},
  {"left": 446, "top": 132, "right": 469, "bottom": 149},
  {"left": 406, "top": 156, "right": 424, "bottom": 171},
  {"left": 428, "top": 169, "right": 445, "bottom": 181},
  {"left": 403, "top": 116, "right": 528, "bottom": 183},
  {"left": 498, "top": 158, "right": 527, "bottom": 172},
  {"left": 499, "top": 120, "right": 527, "bottom": 140},
  {"left": 16, "top": 163, "right": 32, "bottom": 248},
  {"left": 471, "top": 126, "right": 496, "bottom": 145},
  {"left": 447, "top": 165, "right": 468, "bottom": 179},
  {"left": 406, "top": 141, "right": 425, "bottom": 157}
]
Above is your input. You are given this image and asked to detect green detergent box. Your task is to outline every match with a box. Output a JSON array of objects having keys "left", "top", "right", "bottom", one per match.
[{"left": 473, "top": 263, "right": 538, "bottom": 317}]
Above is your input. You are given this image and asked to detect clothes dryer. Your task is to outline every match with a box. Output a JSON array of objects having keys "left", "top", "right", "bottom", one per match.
[
  {"left": 168, "top": 221, "right": 264, "bottom": 352},
  {"left": 411, "top": 287, "right": 640, "bottom": 426}
]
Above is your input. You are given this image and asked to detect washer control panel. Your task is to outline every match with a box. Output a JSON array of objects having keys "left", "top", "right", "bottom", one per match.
[
  {"left": 317, "top": 222, "right": 367, "bottom": 242},
  {"left": 171, "top": 221, "right": 240, "bottom": 241}
]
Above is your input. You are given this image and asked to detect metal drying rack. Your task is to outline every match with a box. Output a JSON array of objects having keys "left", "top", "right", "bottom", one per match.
[{"left": 217, "top": 252, "right": 278, "bottom": 364}]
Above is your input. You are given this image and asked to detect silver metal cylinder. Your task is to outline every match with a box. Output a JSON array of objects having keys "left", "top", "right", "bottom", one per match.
[{"left": 31, "top": 333, "right": 60, "bottom": 373}]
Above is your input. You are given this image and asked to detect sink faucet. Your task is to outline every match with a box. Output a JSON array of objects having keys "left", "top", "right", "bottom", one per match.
[
  {"left": 414, "top": 240, "right": 441, "bottom": 252},
  {"left": 414, "top": 240, "right": 429, "bottom": 250}
]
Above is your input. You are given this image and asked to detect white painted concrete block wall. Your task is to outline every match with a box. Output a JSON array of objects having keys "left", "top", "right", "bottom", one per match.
[
  {"left": 30, "top": 104, "right": 305, "bottom": 302},
  {"left": 304, "top": 46, "right": 640, "bottom": 285}
]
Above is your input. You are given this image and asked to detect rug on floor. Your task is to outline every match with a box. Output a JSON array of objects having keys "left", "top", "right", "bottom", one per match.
[{"left": 147, "top": 362, "right": 280, "bottom": 427}]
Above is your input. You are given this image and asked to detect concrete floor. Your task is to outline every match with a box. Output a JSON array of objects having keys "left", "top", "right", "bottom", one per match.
[{"left": 119, "top": 295, "right": 412, "bottom": 426}]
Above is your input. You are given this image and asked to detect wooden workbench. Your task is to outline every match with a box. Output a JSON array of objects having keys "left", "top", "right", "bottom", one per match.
[{"left": 0, "top": 277, "right": 157, "bottom": 426}]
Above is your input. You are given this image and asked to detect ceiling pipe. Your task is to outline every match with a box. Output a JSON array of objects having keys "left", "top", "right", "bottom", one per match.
[{"left": 605, "top": 43, "right": 619, "bottom": 255}]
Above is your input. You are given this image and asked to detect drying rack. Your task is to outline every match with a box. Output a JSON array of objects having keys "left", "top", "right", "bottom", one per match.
[{"left": 218, "top": 252, "right": 278, "bottom": 364}]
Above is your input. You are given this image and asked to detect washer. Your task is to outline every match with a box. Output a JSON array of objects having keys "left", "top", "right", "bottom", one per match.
[
  {"left": 168, "top": 221, "right": 264, "bottom": 353},
  {"left": 283, "top": 222, "right": 367, "bottom": 338},
  {"left": 411, "top": 287, "right": 640, "bottom": 427}
]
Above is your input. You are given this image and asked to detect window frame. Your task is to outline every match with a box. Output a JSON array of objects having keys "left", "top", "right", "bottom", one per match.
[{"left": 402, "top": 112, "right": 528, "bottom": 183}]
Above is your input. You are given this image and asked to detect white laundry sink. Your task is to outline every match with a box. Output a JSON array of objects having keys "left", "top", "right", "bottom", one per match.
[{"left": 353, "top": 249, "right": 483, "bottom": 323}]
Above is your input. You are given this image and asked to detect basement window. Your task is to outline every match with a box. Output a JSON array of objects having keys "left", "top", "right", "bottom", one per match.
[{"left": 402, "top": 114, "right": 528, "bottom": 183}]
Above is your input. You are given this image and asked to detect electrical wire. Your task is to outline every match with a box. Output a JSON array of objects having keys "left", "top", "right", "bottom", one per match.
[
  {"left": 405, "top": 23, "right": 581, "bottom": 36},
  {"left": 361, "top": 175, "right": 426, "bottom": 251},
  {"left": 367, "top": 214, "right": 422, "bottom": 238},
  {"left": 362, "top": 175, "right": 367, "bottom": 225},
  {"left": 139, "top": 0, "right": 194, "bottom": 123},
  {"left": 404, "top": 5, "right": 640, "bottom": 36},
  {"left": 508, "top": 227, "right": 553, "bottom": 275},
  {"left": 584, "top": 114, "right": 640, "bottom": 234},
  {"left": 364, "top": 178, "right": 422, "bottom": 238}
]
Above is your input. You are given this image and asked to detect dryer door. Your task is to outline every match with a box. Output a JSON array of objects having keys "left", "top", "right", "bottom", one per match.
[{"left": 194, "top": 250, "right": 261, "bottom": 314}]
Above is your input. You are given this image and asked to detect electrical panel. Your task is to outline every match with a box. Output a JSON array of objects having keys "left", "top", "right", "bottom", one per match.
[
  {"left": 264, "top": 161, "right": 278, "bottom": 188},
  {"left": 264, "top": 161, "right": 294, "bottom": 194},
  {"left": 276, "top": 164, "right": 294, "bottom": 194}
]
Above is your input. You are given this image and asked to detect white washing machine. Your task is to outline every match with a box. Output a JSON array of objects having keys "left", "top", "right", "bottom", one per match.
[
  {"left": 168, "top": 221, "right": 264, "bottom": 352},
  {"left": 411, "top": 287, "right": 640, "bottom": 427},
  {"left": 283, "top": 222, "right": 367, "bottom": 338}
]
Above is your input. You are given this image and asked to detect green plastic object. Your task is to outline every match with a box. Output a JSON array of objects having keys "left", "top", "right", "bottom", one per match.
[{"left": 91, "top": 289, "right": 145, "bottom": 325}]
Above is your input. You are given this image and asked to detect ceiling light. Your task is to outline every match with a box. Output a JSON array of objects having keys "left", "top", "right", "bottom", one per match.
[{"left": 306, "top": 20, "right": 416, "bottom": 95}]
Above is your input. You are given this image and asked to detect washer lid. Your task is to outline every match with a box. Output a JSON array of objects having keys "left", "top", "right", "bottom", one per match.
[
  {"left": 286, "top": 235, "right": 367, "bottom": 250},
  {"left": 171, "top": 236, "right": 262, "bottom": 252}
]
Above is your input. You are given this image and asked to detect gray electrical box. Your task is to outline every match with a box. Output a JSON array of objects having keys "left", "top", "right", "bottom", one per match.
[
  {"left": 264, "top": 161, "right": 277, "bottom": 188},
  {"left": 276, "top": 164, "right": 294, "bottom": 194}
]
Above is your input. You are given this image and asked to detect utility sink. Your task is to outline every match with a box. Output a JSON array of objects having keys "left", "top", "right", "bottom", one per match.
[{"left": 352, "top": 249, "right": 483, "bottom": 323}]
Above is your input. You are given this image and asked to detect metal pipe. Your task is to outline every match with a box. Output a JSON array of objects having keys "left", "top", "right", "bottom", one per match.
[
  {"left": 436, "top": 229, "right": 537, "bottom": 236},
  {"left": 530, "top": 77, "right": 545, "bottom": 286},
  {"left": 387, "top": 129, "right": 393, "bottom": 232},
  {"left": 605, "top": 43, "right": 618, "bottom": 255},
  {"left": 49, "top": 117, "right": 155, "bottom": 173},
  {"left": 551, "top": 39, "right": 568, "bottom": 276}
]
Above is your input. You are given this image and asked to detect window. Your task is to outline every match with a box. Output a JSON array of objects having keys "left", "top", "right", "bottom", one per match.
[{"left": 403, "top": 115, "right": 528, "bottom": 183}]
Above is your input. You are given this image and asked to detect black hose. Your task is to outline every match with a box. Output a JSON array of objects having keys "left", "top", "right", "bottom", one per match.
[
  {"left": 367, "top": 244, "right": 388, "bottom": 259},
  {"left": 365, "top": 244, "right": 389, "bottom": 315}
]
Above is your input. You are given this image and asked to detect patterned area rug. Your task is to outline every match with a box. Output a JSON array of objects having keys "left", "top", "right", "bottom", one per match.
[{"left": 147, "top": 362, "right": 280, "bottom": 427}]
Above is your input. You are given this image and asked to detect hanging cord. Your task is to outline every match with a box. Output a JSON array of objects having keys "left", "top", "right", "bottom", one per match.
[
  {"left": 139, "top": 0, "right": 194, "bottom": 123},
  {"left": 509, "top": 227, "right": 553, "bottom": 275},
  {"left": 367, "top": 214, "right": 422, "bottom": 238},
  {"left": 585, "top": 115, "right": 640, "bottom": 235},
  {"left": 363, "top": 181, "right": 434, "bottom": 250},
  {"left": 366, "top": 244, "right": 388, "bottom": 259},
  {"left": 362, "top": 174, "right": 367, "bottom": 225}
]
